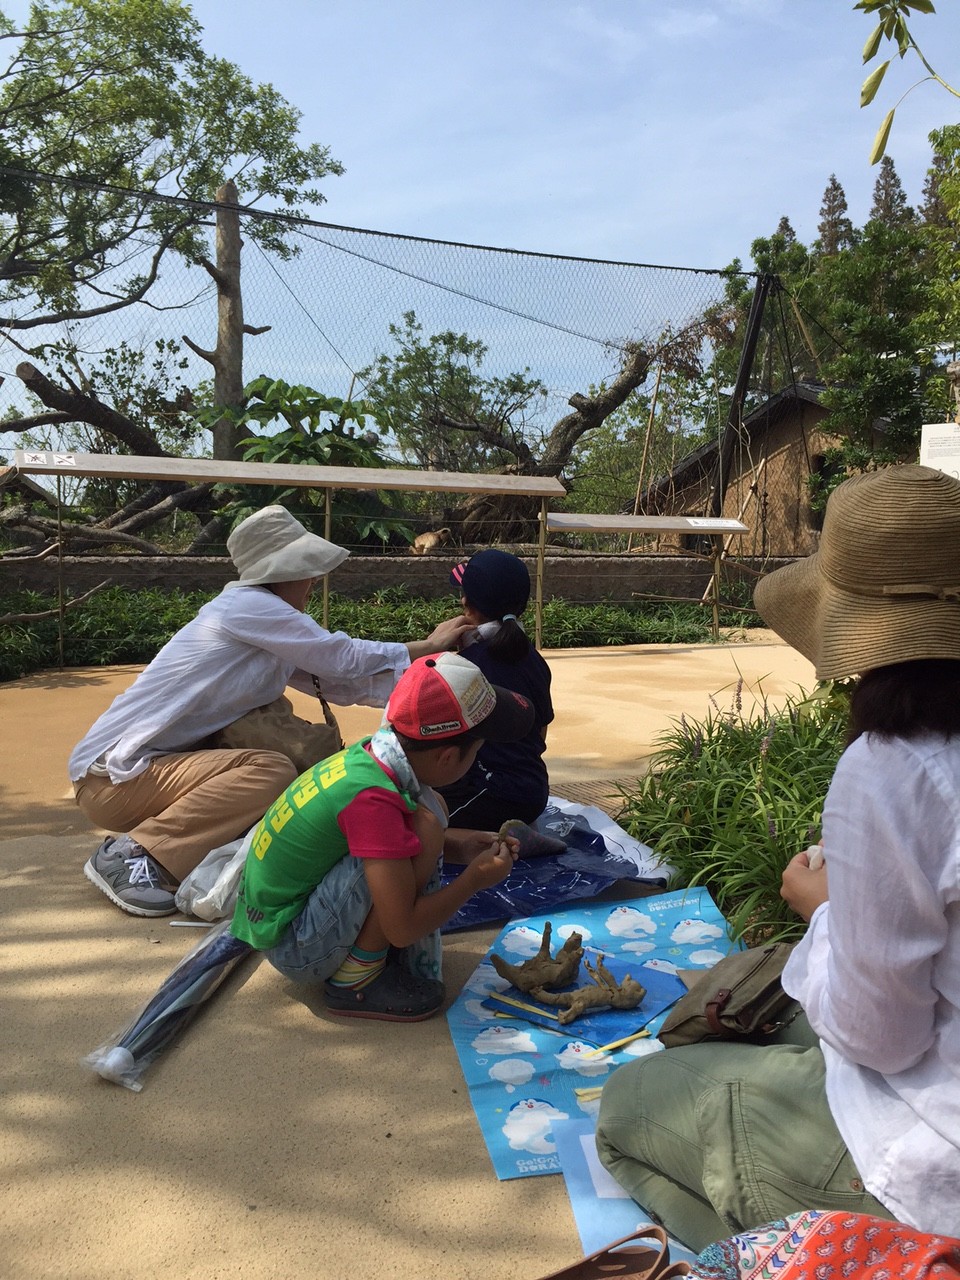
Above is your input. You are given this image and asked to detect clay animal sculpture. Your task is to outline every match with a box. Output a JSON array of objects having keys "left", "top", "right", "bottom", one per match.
[
  {"left": 531, "top": 954, "right": 646, "bottom": 1026},
  {"left": 409, "top": 527, "right": 452, "bottom": 555},
  {"left": 498, "top": 819, "right": 567, "bottom": 860},
  {"left": 490, "top": 921, "right": 583, "bottom": 994}
]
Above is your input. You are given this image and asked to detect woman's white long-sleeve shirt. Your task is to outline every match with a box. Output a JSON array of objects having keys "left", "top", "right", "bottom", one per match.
[
  {"left": 783, "top": 731, "right": 960, "bottom": 1234},
  {"left": 68, "top": 585, "right": 409, "bottom": 784}
]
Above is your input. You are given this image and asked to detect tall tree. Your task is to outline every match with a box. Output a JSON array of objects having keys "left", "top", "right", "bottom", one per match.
[
  {"left": 920, "top": 148, "right": 952, "bottom": 227},
  {"left": 359, "top": 312, "right": 548, "bottom": 475},
  {"left": 0, "top": 0, "right": 342, "bottom": 333},
  {"left": 816, "top": 216, "right": 947, "bottom": 472},
  {"left": 869, "top": 155, "right": 914, "bottom": 225},
  {"left": 817, "top": 175, "right": 856, "bottom": 254}
]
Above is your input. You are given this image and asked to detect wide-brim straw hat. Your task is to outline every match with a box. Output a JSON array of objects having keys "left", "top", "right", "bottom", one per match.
[
  {"left": 227, "top": 505, "right": 349, "bottom": 586},
  {"left": 754, "top": 464, "right": 960, "bottom": 680}
]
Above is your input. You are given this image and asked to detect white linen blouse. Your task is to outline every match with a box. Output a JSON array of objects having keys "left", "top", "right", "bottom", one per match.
[
  {"left": 783, "top": 730, "right": 960, "bottom": 1234},
  {"left": 69, "top": 585, "right": 409, "bottom": 784}
]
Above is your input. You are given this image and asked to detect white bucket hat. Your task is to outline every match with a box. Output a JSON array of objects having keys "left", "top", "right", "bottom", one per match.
[{"left": 227, "top": 506, "right": 349, "bottom": 586}]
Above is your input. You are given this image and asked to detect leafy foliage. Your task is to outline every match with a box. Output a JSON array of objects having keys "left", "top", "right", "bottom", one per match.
[
  {"left": 208, "top": 376, "right": 415, "bottom": 548},
  {"left": 855, "top": 0, "right": 948, "bottom": 164},
  {"left": 0, "top": 0, "right": 342, "bottom": 330},
  {"left": 360, "top": 311, "right": 549, "bottom": 473},
  {"left": 16, "top": 338, "right": 207, "bottom": 511},
  {"left": 568, "top": 369, "right": 720, "bottom": 525},
  {"left": 617, "top": 682, "right": 851, "bottom": 944}
]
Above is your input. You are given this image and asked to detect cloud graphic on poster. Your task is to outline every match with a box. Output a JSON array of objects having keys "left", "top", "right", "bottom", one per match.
[
  {"left": 605, "top": 906, "right": 656, "bottom": 938},
  {"left": 462, "top": 961, "right": 509, "bottom": 996},
  {"left": 502, "top": 1098, "right": 570, "bottom": 1153},
  {"left": 499, "top": 924, "right": 544, "bottom": 957},
  {"left": 622, "top": 1036, "right": 663, "bottom": 1059},
  {"left": 555, "top": 1040, "right": 611, "bottom": 1078},
  {"left": 620, "top": 939, "right": 655, "bottom": 955},
  {"left": 670, "top": 919, "right": 723, "bottom": 945},
  {"left": 472, "top": 1025, "right": 537, "bottom": 1055},
  {"left": 489, "top": 1058, "right": 536, "bottom": 1092},
  {"left": 689, "top": 948, "right": 725, "bottom": 967},
  {"left": 556, "top": 922, "right": 591, "bottom": 945},
  {"left": 464, "top": 996, "right": 499, "bottom": 1021},
  {"left": 642, "top": 957, "right": 679, "bottom": 975}
]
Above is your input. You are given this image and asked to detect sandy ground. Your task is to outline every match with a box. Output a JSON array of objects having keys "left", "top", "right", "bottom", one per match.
[{"left": 0, "top": 635, "right": 814, "bottom": 1280}]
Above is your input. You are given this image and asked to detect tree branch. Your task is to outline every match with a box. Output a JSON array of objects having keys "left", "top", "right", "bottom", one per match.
[
  {"left": 0, "top": 411, "right": 73, "bottom": 433},
  {"left": 539, "top": 343, "right": 653, "bottom": 475},
  {"left": 14, "top": 361, "right": 171, "bottom": 456},
  {"left": 0, "top": 579, "right": 112, "bottom": 625},
  {"left": 0, "top": 508, "right": 167, "bottom": 554}
]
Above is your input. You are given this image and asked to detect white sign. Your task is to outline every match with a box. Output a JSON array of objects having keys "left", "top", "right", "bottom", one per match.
[{"left": 920, "top": 423, "right": 960, "bottom": 479}]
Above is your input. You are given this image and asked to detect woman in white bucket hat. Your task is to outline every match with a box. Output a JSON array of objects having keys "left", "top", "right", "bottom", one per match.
[
  {"left": 597, "top": 465, "right": 960, "bottom": 1247},
  {"left": 70, "top": 506, "right": 471, "bottom": 918}
]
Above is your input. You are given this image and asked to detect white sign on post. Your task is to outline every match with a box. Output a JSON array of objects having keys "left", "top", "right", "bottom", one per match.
[{"left": 920, "top": 423, "right": 960, "bottom": 479}]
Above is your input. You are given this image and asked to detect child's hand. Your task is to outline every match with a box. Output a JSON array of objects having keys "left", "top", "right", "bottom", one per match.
[
  {"left": 465, "top": 837, "right": 519, "bottom": 890},
  {"left": 780, "top": 848, "right": 828, "bottom": 922}
]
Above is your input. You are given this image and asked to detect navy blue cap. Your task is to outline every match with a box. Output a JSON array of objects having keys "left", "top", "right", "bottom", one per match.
[{"left": 450, "top": 549, "right": 531, "bottom": 620}]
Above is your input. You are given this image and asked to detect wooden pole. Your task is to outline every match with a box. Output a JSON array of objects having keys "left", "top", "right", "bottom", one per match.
[
  {"left": 56, "top": 473, "right": 65, "bottom": 670},
  {"left": 535, "top": 498, "right": 547, "bottom": 649},
  {"left": 628, "top": 363, "right": 663, "bottom": 551},
  {"left": 323, "top": 486, "right": 332, "bottom": 630},
  {"left": 700, "top": 457, "right": 767, "bottom": 604},
  {"left": 709, "top": 273, "right": 772, "bottom": 517}
]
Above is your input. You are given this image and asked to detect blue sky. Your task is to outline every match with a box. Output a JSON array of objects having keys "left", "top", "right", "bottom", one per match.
[{"left": 177, "top": 0, "right": 960, "bottom": 268}]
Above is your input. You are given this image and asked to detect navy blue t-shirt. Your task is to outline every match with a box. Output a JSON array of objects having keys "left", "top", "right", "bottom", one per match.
[{"left": 449, "top": 637, "right": 554, "bottom": 814}]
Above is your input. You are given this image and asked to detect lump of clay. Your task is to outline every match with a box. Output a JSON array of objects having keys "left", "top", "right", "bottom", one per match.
[
  {"left": 531, "top": 955, "right": 646, "bottom": 1026},
  {"left": 490, "top": 921, "right": 583, "bottom": 993},
  {"left": 498, "top": 819, "right": 567, "bottom": 860}
]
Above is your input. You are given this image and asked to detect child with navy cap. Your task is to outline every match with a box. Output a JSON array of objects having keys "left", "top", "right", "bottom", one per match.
[{"left": 439, "top": 548, "right": 554, "bottom": 829}]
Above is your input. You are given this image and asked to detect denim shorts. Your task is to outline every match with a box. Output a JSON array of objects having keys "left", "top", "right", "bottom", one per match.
[{"left": 265, "top": 854, "right": 372, "bottom": 984}]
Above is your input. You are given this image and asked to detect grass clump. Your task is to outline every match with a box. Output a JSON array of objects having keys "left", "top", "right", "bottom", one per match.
[{"left": 617, "top": 682, "right": 851, "bottom": 944}]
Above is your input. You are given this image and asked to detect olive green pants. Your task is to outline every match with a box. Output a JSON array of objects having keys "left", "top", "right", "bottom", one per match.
[{"left": 595, "top": 1011, "right": 893, "bottom": 1252}]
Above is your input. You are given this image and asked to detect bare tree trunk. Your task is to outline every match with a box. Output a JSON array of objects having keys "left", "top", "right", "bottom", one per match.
[
  {"left": 211, "top": 181, "right": 245, "bottom": 460},
  {"left": 182, "top": 180, "right": 269, "bottom": 461}
]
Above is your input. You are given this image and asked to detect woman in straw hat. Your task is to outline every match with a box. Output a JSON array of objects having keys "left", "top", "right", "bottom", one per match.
[
  {"left": 596, "top": 464, "right": 960, "bottom": 1248},
  {"left": 70, "top": 506, "right": 472, "bottom": 919}
]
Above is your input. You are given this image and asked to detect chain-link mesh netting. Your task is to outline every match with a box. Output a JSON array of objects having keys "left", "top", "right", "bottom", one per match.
[{"left": 2, "top": 189, "right": 784, "bottom": 628}]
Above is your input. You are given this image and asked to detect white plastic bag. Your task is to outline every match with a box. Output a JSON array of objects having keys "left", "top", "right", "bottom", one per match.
[{"left": 174, "top": 829, "right": 253, "bottom": 920}]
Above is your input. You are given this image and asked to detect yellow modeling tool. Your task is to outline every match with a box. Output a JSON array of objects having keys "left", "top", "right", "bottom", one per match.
[{"left": 584, "top": 1029, "right": 651, "bottom": 1057}]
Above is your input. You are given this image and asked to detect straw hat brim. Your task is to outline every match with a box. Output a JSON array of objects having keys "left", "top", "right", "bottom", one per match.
[{"left": 754, "top": 552, "right": 960, "bottom": 681}]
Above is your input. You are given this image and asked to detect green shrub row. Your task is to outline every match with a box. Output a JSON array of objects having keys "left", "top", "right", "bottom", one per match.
[
  {"left": 0, "top": 586, "right": 758, "bottom": 683},
  {"left": 617, "top": 682, "right": 850, "bottom": 944}
]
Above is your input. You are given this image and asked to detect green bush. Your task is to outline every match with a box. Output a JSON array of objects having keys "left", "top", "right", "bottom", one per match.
[
  {"left": 617, "top": 683, "right": 851, "bottom": 944},
  {"left": 0, "top": 587, "right": 759, "bottom": 681}
]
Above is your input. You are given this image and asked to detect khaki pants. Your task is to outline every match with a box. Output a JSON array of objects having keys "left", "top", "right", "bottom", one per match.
[
  {"left": 595, "top": 1012, "right": 893, "bottom": 1252},
  {"left": 75, "top": 749, "right": 298, "bottom": 881}
]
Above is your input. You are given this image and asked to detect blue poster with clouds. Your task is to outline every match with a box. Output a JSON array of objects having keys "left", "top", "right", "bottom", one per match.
[{"left": 446, "top": 886, "right": 734, "bottom": 1181}]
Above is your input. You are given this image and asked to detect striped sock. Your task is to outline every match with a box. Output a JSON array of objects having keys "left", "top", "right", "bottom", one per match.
[{"left": 328, "top": 944, "right": 389, "bottom": 990}]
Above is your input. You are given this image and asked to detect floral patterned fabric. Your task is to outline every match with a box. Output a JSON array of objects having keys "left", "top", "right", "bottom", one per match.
[{"left": 690, "top": 1211, "right": 960, "bottom": 1280}]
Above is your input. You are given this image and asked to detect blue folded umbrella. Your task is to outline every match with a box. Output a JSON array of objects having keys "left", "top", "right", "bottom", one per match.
[{"left": 85, "top": 919, "right": 253, "bottom": 1092}]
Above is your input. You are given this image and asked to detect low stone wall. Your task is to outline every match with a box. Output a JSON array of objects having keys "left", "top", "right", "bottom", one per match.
[{"left": 0, "top": 552, "right": 791, "bottom": 603}]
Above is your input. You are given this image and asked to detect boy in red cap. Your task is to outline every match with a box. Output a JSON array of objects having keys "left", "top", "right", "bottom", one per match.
[{"left": 231, "top": 652, "right": 535, "bottom": 1021}]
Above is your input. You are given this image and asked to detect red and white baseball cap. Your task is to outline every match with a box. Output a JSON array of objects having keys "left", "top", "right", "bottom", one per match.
[{"left": 386, "top": 652, "right": 534, "bottom": 741}]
